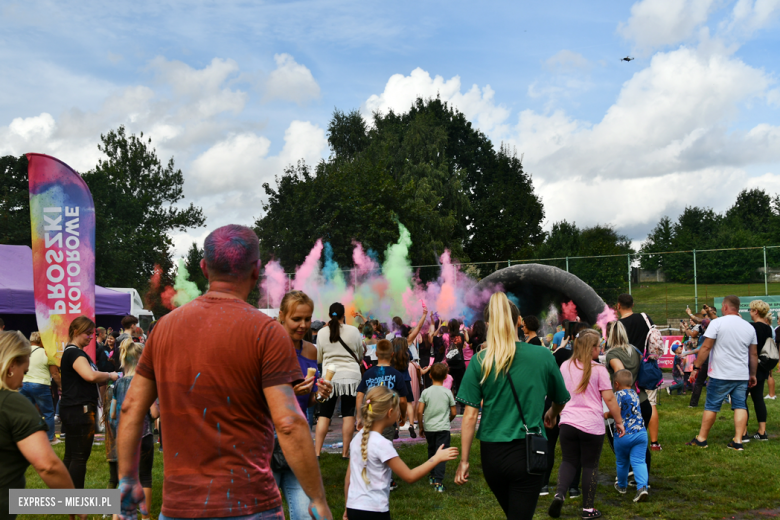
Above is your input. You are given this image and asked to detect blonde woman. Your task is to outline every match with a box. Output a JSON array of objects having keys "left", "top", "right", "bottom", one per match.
[
  {"left": 605, "top": 320, "right": 653, "bottom": 479},
  {"left": 454, "top": 293, "right": 570, "bottom": 520},
  {"left": 743, "top": 299, "right": 773, "bottom": 441},
  {"left": 60, "top": 316, "right": 118, "bottom": 489},
  {"left": 19, "top": 331, "right": 59, "bottom": 443},
  {"left": 0, "top": 331, "right": 76, "bottom": 520},
  {"left": 111, "top": 341, "right": 158, "bottom": 520},
  {"left": 276, "top": 290, "right": 332, "bottom": 520}
]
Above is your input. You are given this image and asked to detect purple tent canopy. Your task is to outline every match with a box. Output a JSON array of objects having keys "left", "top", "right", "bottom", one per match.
[{"left": 0, "top": 245, "right": 131, "bottom": 315}]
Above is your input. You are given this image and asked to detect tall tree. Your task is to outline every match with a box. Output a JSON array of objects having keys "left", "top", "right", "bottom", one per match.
[
  {"left": 82, "top": 126, "right": 205, "bottom": 290},
  {"left": 534, "top": 221, "right": 632, "bottom": 304},
  {"left": 184, "top": 242, "right": 209, "bottom": 293},
  {"left": 0, "top": 155, "right": 31, "bottom": 247},
  {"left": 639, "top": 216, "right": 673, "bottom": 270},
  {"left": 467, "top": 145, "right": 544, "bottom": 268},
  {"left": 255, "top": 98, "right": 545, "bottom": 274}
]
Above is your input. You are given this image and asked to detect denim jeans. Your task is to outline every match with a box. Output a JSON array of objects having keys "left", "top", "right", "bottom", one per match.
[
  {"left": 20, "top": 382, "right": 55, "bottom": 441},
  {"left": 161, "top": 507, "right": 284, "bottom": 520},
  {"left": 273, "top": 469, "right": 310, "bottom": 520},
  {"left": 614, "top": 430, "right": 648, "bottom": 488},
  {"left": 705, "top": 378, "right": 748, "bottom": 412},
  {"left": 668, "top": 378, "right": 685, "bottom": 395}
]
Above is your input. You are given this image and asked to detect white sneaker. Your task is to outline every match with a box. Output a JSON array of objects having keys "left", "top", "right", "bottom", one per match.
[
  {"left": 766, "top": 395, "right": 777, "bottom": 400},
  {"left": 50, "top": 439, "right": 62, "bottom": 445}
]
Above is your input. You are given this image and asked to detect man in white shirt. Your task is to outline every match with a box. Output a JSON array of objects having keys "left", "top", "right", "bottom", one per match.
[{"left": 686, "top": 296, "right": 758, "bottom": 451}]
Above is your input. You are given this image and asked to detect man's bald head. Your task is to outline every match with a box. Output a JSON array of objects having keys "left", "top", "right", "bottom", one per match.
[{"left": 202, "top": 225, "right": 260, "bottom": 280}]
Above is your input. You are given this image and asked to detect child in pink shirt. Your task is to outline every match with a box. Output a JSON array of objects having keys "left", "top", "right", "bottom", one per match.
[{"left": 547, "top": 330, "right": 624, "bottom": 520}]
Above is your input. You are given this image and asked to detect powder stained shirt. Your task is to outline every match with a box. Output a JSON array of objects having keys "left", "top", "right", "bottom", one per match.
[{"left": 136, "top": 295, "right": 301, "bottom": 518}]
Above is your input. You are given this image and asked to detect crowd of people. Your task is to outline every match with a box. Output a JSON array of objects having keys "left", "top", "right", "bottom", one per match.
[{"left": 0, "top": 224, "right": 776, "bottom": 520}]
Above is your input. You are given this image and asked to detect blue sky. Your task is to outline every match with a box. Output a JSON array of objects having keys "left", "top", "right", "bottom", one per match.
[{"left": 2, "top": 0, "right": 780, "bottom": 257}]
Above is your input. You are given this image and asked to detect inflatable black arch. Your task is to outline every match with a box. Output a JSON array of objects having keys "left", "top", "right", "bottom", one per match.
[{"left": 474, "top": 264, "right": 607, "bottom": 326}]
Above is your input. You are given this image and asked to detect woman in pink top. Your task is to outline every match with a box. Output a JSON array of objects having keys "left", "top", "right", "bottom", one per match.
[{"left": 546, "top": 329, "right": 625, "bottom": 520}]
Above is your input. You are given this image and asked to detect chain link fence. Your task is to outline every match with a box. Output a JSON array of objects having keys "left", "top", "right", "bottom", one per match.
[{"left": 277, "top": 245, "right": 780, "bottom": 329}]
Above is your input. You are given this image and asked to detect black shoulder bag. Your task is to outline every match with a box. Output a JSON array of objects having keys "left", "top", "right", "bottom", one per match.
[
  {"left": 507, "top": 377, "right": 548, "bottom": 475},
  {"left": 337, "top": 337, "right": 366, "bottom": 375}
]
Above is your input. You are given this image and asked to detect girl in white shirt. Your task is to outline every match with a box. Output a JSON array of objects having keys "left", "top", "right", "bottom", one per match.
[{"left": 344, "top": 385, "right": 458, "bottom": 519}]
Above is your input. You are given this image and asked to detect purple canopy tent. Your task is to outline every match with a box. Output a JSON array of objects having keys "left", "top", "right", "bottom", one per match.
[{"left": 0, "top": 245, "right": 131, "bottom": 334}]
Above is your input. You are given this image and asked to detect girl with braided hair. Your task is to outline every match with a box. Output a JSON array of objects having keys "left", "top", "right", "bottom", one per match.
[{"left": 344, "top": 385, "right": 458, "bottom": 520}]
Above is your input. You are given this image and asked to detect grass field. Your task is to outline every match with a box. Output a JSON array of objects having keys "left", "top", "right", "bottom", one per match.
[
  {"left": 615, "top": 282, "right": 780, "bottom": 327},
  {"left": 20, "top": 388, "right": 780, "bottom": 520}
]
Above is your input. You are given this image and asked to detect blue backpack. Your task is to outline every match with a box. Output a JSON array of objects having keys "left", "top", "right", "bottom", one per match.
[{"left": 633, "top": 346, "right": 663, "bottom": 390}]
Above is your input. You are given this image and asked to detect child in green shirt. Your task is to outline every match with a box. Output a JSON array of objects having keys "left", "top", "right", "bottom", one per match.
[{"left": 418, "top": 363, "right": 457, "bottom": 492}]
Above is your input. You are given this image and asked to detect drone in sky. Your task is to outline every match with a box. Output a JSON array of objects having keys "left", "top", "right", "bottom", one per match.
[{"left": 621, "top": 56, "right": 634, "bottom": 62}]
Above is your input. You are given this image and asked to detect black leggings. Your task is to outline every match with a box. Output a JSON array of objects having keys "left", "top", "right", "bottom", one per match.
[
  {"left": 556, "top": 425, "right": 603, "bottom": 510},
  {"left": 481, "top": 439, "right": 542, "bottom": 520},
  {"left": 689, "top": 360, "right": 709, "bottom": 407},
  {"left": 109, "top": 461, "right": 118, "bottom": 489},
  {"left": 747, "top": 378, "right": 767, "bottom": 425},
  {"left": 543, "top": 399, "right": 581, "bottom": 490},
  {"left": 139, "top": 435, "right": 154, "bottom": 488},
  {"left": 61, "top": 404, "right": 96, "bottom": 489},
  {"left": 639, "top": 399, "right": 652, "bottom": 476}
]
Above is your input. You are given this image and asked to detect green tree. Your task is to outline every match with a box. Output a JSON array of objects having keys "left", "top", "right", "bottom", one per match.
[
  {"left": 534, "top": 221, "right": 632, "bottom": 304},
  {"left": 639, "top": 190, "right": 780, "bottom": 284},
  {"left": 639, "top": 216, "right": 673, "bottom": 270},
  {"left": 468, "top": 145, "right": 544, "bottom": 269},
  {"left": 0, "top": 155, "right": 31, "bottom": 247},
  {"left": 255, "top": 98, "right": 545, "bottom": 274},
  {"left": 184, "top": 242, "right": 208, "bottom": 293},
  {"left": 82, "top": 126, "right": 205, "bottom": 291}
]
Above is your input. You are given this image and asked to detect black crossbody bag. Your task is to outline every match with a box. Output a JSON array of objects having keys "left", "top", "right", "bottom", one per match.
[
  {"left": 337, "top": 337, "right": 366, "bottom": 375},
  {"left": 507, "top": 377, "right": 548, "bottom": 475}
]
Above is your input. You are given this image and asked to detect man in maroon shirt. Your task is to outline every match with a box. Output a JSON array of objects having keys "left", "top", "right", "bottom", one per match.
[{"left": 116, "top": 225, "right": 332, "bottom": 520}]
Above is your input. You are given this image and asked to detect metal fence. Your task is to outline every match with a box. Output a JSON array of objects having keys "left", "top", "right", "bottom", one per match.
[{"left": 277, "top": 245, "right": 780, "bottom": 328}]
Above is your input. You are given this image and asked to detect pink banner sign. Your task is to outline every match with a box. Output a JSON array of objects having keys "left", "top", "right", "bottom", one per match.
[
  {"left": 659, "top": 335, "right": 684, "bottom": 369},
  {"left": 28, "top": 154, "right": 96, "bottom": 363}
]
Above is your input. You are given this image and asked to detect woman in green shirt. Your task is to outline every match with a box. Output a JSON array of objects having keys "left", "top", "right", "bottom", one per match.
[
  {"left": 0, "top": 331, "right": 75, "bottom": 520},
  {"left": 455, "top": 293, "right": 570, "bottom": 520}
]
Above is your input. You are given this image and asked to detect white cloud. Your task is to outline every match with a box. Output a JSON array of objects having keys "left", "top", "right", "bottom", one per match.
[
  {"left": 362, "top": 35, "right": 780, "bottom": 239},
  {"left": 189, "top": 120, "right": 327, "bottom": 196},
  {"left": 544, "top": 50, "right": 591, "bottom": 73},
  {"left": 618, "top": 0, "right": 717, "bottom": 51},
  {"left": 264, "top": 53, "right": 321, "bottom": 105},
  {"left": 724, "top": 0, "right": 780, "bottom": 35},
  {"left": 536, "top": 168, "right": 749, "bottom": 233},
  {"left": 364, "top": 67, "right": 510, "bottom": 136},
  {"left": 0, "top": 54, "right": 328, "bottom": 258},
  {"left": 149, "top": 56, "right": 247, "bottom": 118},
  {"left": 513, "top": 45, "right": 776, "bottom": 181},
  {"left": 8, "top": 112, "right": 56, "bottom": 141},
  {"left": 768, "top": 89, "right": 780, "bottom": 107}
]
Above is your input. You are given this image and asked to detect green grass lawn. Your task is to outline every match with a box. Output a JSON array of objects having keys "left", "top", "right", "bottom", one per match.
[
  {"left": 20, "top": 391, "right": 780, "bottom": 520},
  {"left": 620, "top": 282, "right": 780, "bottom": 326}
]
